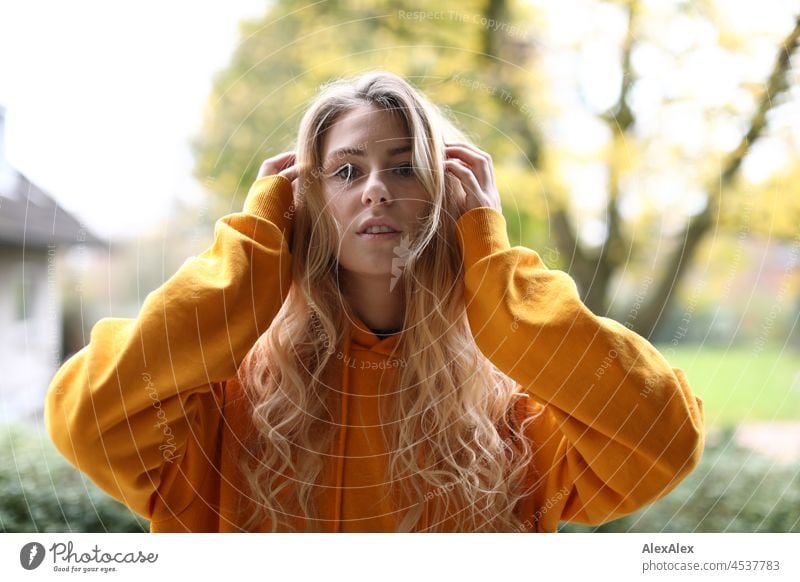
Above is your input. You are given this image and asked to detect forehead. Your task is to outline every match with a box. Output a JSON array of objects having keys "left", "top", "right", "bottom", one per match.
[{"left": 321, "top": 104, "right": 411, "bottom": 158}]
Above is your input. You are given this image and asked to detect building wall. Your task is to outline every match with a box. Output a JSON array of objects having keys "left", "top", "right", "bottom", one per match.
[{"left": 0, "top": 245, "right": 62, "bottom": 423}]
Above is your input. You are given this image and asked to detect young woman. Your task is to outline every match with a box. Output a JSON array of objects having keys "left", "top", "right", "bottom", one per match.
[{"left": 45, "top": 70, "right": 704, "bottom": 532}]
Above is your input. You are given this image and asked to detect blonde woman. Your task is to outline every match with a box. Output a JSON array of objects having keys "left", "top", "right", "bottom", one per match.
[{"left": 45, "top": 70, "right": 704, "bottom": 532}]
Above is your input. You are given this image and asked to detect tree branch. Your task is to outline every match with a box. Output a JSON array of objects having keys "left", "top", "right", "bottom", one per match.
[{"left": 634, "top": 12, "right": 800, "bottom": 338}]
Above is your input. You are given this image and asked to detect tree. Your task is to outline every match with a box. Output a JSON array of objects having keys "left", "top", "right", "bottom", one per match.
[
  {"left": 193, "top": 0, "right": 800, "bottom": 339},
  {"left": 191, "top": 0, "right": 544, "bottom": 213},
  {"left": 479, "top": 0, "right": 799, "bottom": 338}
]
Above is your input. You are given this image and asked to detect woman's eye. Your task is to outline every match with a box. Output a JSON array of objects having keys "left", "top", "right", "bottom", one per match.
[
  {"left": 334, "top": 164, "right": 359, "bottom": 181},
  {"left": 395, "top": 163, "right": 415, "bottom": 177}
]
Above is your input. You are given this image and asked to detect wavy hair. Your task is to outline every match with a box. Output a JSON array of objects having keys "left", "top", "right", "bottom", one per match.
[{"left": 237, "top": 70, "right": 536, "bottom": 531}]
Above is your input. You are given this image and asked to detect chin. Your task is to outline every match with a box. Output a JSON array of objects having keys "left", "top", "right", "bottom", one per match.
[
  {"left": 355, "top": 268, "right": 394, "bottom": 279},
  {"left": 339, "top": 263, "right": 394, "bottom": 280}
]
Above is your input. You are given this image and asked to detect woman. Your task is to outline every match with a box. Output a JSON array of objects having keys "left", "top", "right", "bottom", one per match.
[{"left": 45, "top": 70, "right": 704, "bottom": 532}]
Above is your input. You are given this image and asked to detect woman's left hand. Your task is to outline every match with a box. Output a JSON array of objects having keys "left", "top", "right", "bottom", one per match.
[{"left": 444, "top": 142, "right": 502, "bottom": 217}]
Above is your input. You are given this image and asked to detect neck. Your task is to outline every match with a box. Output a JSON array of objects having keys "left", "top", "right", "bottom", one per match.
[{"left": 341, "top": 272, "right": 405, "bottom": 331}]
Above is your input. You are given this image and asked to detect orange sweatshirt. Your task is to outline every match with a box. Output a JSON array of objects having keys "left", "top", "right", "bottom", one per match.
[{"left": 44, "top": 175, "right": 704, "bottom": 532}]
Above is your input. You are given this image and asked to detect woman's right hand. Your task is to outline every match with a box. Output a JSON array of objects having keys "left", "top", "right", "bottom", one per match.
[
  {"left": 257, "top": 152, "right": 299, "bottom": 245},
  {"left": 258, "top": 151, "right": 298, "bottom": 181}
]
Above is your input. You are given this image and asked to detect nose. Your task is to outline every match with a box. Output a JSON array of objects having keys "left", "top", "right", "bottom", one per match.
[{"left": 361, "top": 169, "right": 394, "bottom": 206}]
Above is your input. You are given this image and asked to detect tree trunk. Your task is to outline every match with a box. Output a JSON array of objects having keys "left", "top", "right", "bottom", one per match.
[{"left": 633, "top": 13, "right": 800, "bottom": 338}]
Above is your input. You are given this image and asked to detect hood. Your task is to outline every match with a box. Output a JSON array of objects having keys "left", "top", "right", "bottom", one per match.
[{"left": 344, "top": 311, "right": 403, "bottom": 356}]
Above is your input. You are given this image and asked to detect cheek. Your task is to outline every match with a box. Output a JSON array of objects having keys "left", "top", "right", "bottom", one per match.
[
  {"left": 321, "top": 194, "right": 346, "bottom": 232},
  {"left": 321, "top": 197, "right": 360, "bottom": 255},
  {"left": 410, "top": 197, "right": 432, "bottom": 225}
]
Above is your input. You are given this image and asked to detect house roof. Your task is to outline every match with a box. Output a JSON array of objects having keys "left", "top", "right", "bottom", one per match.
[{"left": 0, "top": 168, "right": 104, "bottom": 249}]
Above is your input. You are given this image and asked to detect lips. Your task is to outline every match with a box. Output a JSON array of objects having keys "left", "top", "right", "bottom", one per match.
[{"left": 357, "top": 216, "right": 402, "bottom": 235}]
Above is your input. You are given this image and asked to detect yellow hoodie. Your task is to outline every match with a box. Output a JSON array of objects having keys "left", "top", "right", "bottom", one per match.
[{"left": 44, "top": 174, "right": 704, "bottom": 532}]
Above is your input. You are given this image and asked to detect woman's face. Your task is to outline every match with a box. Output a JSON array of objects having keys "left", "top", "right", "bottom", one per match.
[{"left": 319, "top": 104, "right": 430, "bottom": 282}]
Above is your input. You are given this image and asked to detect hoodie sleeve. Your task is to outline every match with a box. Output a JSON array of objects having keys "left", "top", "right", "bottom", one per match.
[
  {"left": 454, "top": 207, "right": 705, "bottom": 529},
  {"left": 44, "top": 175, "right": 295, "bottom": 523}
]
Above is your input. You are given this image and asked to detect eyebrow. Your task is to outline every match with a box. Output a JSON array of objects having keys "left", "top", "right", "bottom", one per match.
[{"left": 325, "top": 145, "right": 412, "bottom": 164}]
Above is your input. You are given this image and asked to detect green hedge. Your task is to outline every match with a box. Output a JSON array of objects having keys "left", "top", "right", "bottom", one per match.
[
  {"left": 0, "top": 423, "right": 148, "bottom": 532},
  {"left": 560, "top": 427, "right": 800, "bottom": 532},
  {"left": 3, "top": 423, "right": 797, "bottom": 532}
]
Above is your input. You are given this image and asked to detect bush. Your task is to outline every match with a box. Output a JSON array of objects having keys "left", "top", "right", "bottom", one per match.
[
  {"left": 0, "top": 423, "right": 149, "bottom": 532},
  {"left": 560, "top": 427, "right": 800, "bottom": 532},
  {"left": 4, "top": 422, "right": 797, "bottom": 532}
]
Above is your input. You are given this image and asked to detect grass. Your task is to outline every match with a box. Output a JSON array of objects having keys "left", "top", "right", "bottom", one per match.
[{"left": 656, "top": 344, "right": 800, "bottom": 427}]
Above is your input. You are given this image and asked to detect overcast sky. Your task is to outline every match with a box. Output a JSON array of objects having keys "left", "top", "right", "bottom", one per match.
[
  {"left": 0, "top": 0, "right": 267, "bottom": 240},
  {"left": 1, "top": 0, "right": 797, "bottom": 242}
]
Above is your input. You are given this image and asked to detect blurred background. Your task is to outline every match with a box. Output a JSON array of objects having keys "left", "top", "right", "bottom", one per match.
[{"left": 0, "top": 0, "right": 798, "bottom": 533}]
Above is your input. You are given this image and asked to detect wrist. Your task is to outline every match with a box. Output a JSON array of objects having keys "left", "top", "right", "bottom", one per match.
[
  {"left": 243, "top": 175, "right": 295, "bottom": 240},
  {"left": 455, "top": 207, "right": 509, "bottom": 266}
]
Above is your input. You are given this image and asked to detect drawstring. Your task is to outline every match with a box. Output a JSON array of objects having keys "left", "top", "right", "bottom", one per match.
[{"left": 332, "top": 333, "right": 351, "bottom": 532}]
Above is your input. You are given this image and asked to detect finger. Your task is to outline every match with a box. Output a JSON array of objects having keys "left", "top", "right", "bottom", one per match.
[
  {"left": 444, "top": 145, "right": 492, "bottom": 187},
  {"left": 444, "top": 142, "right": 492, "bottom": 164},
  {"left": 278, "top": 165, "right": 299, "bottom": 182},
  {"left": 258, "top": 152, "right": 297, "bottom": 179},
  {"left": 444, "top": 151, "right": 486, "bottom": 193},
  {"left": 444, "top": 141, "right": 486, "bottom": 153},
  {"left": 444, "top": 144, "right": 492, "bottom": 173},
  {"left": 261, "top": 151, "right": 294, "bottom": 167},
  {"left": 445, "top": 159, "right": 481, "bottom": 200}
]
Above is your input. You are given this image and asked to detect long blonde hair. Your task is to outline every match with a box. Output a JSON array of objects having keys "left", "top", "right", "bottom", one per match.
[{"left": 237, "top": 70, "right": 536, "bottom": 531}]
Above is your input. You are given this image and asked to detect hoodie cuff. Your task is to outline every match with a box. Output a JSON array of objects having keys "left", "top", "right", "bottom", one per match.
[
  {"left": 455, "top": 207, "right": 510, "bottom": 267},
  {"left": 243, "top": 175, "right": 295, "bottom": 240}
]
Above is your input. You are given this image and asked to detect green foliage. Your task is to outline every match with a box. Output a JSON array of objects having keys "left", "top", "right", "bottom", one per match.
[
  {"left": 0, "top": 424, "right": 149, "bottom": 533},
  {"left": 4, "top": 422, "right": 797, "bottom": 532},
  {"left": 560, "top": 427, "right": 800, "bottom": 533},
  {"left": 191, "top": 0, "right": 544, "bottom": 211}
]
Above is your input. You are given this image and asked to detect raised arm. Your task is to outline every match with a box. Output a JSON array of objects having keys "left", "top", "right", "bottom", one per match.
[
  {"left": 445, "top": 141, "right": 703, "bottom": 529},
  {"left": 454, "top": 207, "right": 704, "bottom": 528},
  {"left": 44, "top": 172, "right": 295, "bottom": 522}
]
